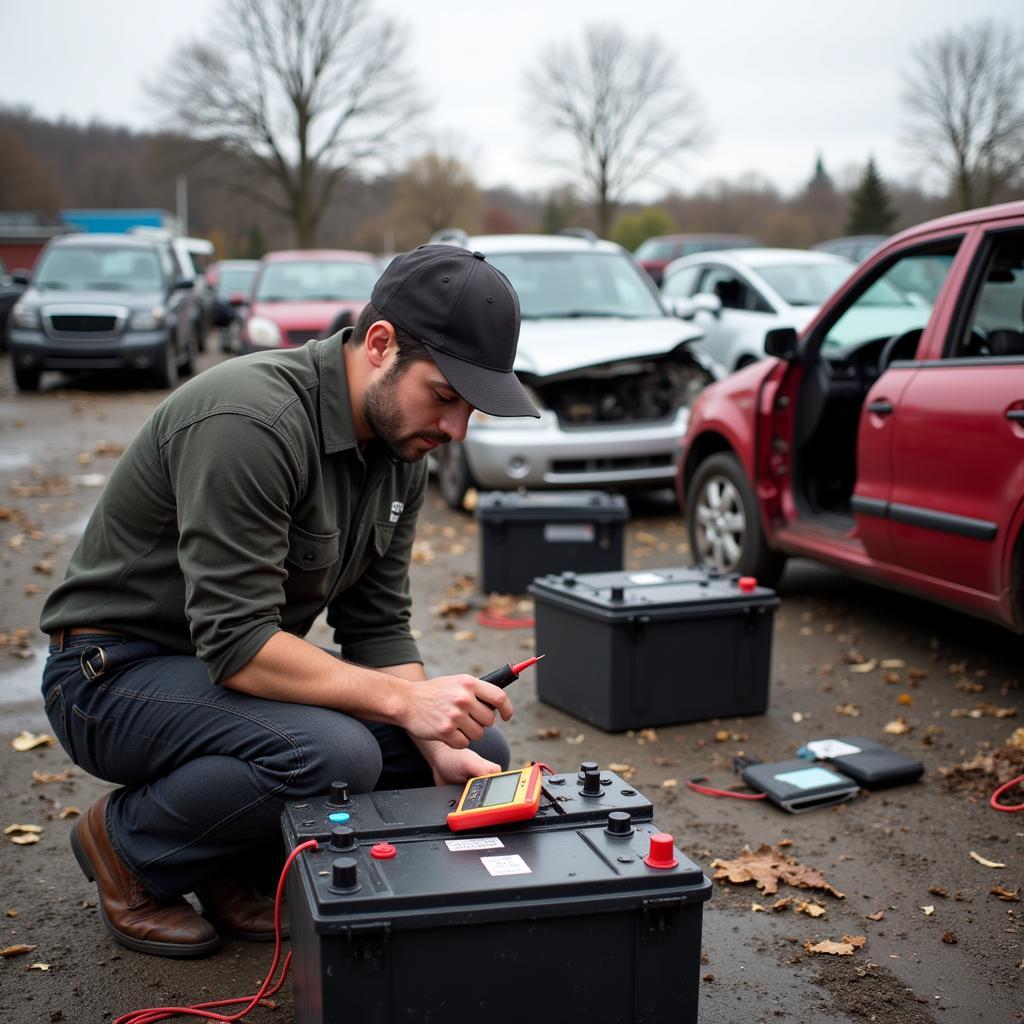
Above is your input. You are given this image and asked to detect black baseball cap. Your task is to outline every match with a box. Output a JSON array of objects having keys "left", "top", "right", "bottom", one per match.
[{"left": 371, "top": 244, "right": 540, "bottom": 418}]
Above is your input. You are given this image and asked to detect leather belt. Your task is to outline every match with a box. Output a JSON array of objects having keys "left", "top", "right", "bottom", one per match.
[{"left": 49, "top": 627, "right": 125, "bottom": 652}]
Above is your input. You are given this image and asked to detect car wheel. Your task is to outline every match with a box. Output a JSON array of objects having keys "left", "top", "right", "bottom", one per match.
[
  {"left": 685, "top": 452, "right": 786, "bottom": 585},
  {"left": 13, "top": 365, "right": 41, "bottom": 392},
  {"left": 437, "top": 442, "right": 474, "bottom": 510},
  {"left": 152, "top": 338, "right": 180, "bottom": 390},
  {"left": 179, "top": 332, "right": 197, "bottom": 377}
]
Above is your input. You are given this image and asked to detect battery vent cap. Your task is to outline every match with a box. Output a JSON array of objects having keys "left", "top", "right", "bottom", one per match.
[
  {"left": 738, "top": 576, "right": 757, "bottom": 593},
  {"left": 644, "top": 832, "right": 678, "bottom": 869},
  {"left": 371, "top": 841, "right": 397, "bottom": 860}
]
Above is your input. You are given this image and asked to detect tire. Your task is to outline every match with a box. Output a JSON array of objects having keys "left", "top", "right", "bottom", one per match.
[
  {"left": 436, "top": 442, "right": 474, "bottom": 510},
  {"left": 179, "top": 331, "right": 197, "bottom": 377},
  {"left": 13, "top": 365, "right": 40, "bottom": 392},
  {"left": 151, "top": 338, "right": 180, "bottom": 390},
  {"left": 685, "top": 452, "right": 786, "bottom": 585}
]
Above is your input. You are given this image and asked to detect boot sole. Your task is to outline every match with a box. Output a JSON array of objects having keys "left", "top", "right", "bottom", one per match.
[{"left": 71, "top": 818, "right": 221, "bottom": 959}]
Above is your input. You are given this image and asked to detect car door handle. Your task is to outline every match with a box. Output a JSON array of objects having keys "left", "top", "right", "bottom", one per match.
[
  {"left": 867, "top": 400, "right": 893, "bottom": 415},
  {"left": 1006, "top": 409, "right": 1024, "bottom": 422}
]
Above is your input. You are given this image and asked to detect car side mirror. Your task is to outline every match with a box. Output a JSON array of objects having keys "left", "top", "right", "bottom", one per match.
[
  {"left": 173, "top": 278, "right": 195, "bottom": 290},
  {"left": 764, "top": 326, "right": 798, "bottom": 360},
  {"left": 668, "top": 297, "right": 697, "bottom": 319},
  {"left": 692, "top": 293, "right": 722, "bottom": 318},
  {"left": 12, "top": 271, "right": 30, "bottom": 285}
]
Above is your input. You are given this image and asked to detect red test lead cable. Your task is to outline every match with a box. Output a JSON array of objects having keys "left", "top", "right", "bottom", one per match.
[
  {"left": 990, "top": 774, "right": 1024, "bottom": 813},
  {"left": 685, "top": 776, "right": 767, "bottom": 801},
  {"left": 115, "top": 839, "right": 319, "bottom": 1024}
]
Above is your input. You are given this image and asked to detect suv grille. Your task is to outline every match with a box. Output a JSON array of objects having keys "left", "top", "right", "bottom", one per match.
[{"left": 50, "top": 315, "right": 118, "bottom": 333}]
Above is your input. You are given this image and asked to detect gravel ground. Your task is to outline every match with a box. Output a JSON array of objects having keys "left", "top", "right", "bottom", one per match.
[{"left": 0, "top": 351, "right": 1021, "bottom": 1023}]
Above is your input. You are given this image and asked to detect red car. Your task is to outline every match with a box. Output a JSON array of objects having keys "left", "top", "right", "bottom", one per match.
[
  {"left": 240, "top": 249, "right": 382, "bottom": 353},
  {"left": 676, "top": 200, "right": 1024, "bottom": 631}
]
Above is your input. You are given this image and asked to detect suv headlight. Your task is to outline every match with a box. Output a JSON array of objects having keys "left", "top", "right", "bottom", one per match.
[
  {"left": 247, "top": 316, "right": 281, "bottom": 348},
  {"left": 129, "top": 306, "right": 167, "bottom": 330},
  {"left": 12, "top": 303, "right": 40, "bottom": 329}
]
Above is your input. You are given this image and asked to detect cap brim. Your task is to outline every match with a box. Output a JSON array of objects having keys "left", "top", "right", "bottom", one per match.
[{"left": 429, "top": 347, "right": 540, "bottom": 418}]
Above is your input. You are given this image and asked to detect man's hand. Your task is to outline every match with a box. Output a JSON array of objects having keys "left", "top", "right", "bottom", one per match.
[
  {"left": 397, "top": 673, "right": 513, "bottom": 748},
  {"left": 425, "top": 745, "right": 503, "bottom": 787}
]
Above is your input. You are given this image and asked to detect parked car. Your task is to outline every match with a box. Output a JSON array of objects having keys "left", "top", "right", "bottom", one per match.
[
  {"left": 813, "top": 235, "right": 888, "bottom": 263},
  {"left": 207, "top": 258, "right": 260, "bottom": 352},
  {"left": 634, "top": 233, "right": 762, "bottom": 285},
  {"left": 428, "top": 233, "right": 721, "bottom": 509},
  {"left": 661, "top": 248, "right": 855, "bottom": 373},
  {"left": 8, "top": 233, "right": 200, "bottom": 391},
  {"left": 240, "top": 249, "right": 382, "bottom": 353},
  {"left": 676, "top": 200, "right": 1024, "bottom": 631},
  {"left": 0, "top": 256, "right": 29, "bottom": 350}
]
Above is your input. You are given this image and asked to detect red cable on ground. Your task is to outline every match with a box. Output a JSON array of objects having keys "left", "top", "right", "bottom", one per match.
[
  {"left": 989, "top": 775, "right": 1024, "bottom": 812},
  {"left": 476, "top": 609, "right": 535, "bottom": 629},
  {"left": 685, "top": 777, "right": 767, "bottom": 801},
  {"left": 114, "top": 839, "right": 319, "bottom": 1024}
]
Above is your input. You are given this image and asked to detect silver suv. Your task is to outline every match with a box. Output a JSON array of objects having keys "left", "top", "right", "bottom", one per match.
[{"left": 431, "top": 233, "right": 719, "bottom": 508}]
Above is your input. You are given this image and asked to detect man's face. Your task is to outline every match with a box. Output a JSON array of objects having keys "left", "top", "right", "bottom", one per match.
[{"left": 363, "top": 357, "right": 473, "bottom": 463}]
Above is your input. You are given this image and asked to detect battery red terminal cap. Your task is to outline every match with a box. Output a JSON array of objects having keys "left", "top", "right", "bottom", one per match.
[
  {"left": 370, "top": 842, "right": 397, "bottom": 860},
  {"left": 738, "top": 576, "right": 757, "bottom": 593},
  {"left": 644, "top": 832, "right": 679, "bottom": 869}
]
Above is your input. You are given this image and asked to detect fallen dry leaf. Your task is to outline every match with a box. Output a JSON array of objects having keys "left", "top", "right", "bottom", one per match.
[
  {"left": 535, "top": 727, "right": 561, "bottom": 739},
  {"left": 771, "top": 896, "right": 793, "bottom": 911},
  {"left": 638, "top": 728, "right": 658, "bottom": 743},
  {"left": 714, "top": 729, "right": 731, "bottom": 742},
  {"left": 850, "top": 659, "right": 878, "bottom": 674},
  {"left": 432, "top": 599, "right": 469, "bottom": 617},
  {"left": 565, "top": 733, "right": 585, "bottom": 745},
  {"left": 27, "top": 962, "right": 50, "bottom": 970},
  {"left": 835, "top": 703, "right": 861, "bottom": 717},
  {"left": 1006, "top": 727, "right": 1024, "bottom": 749},
  {"left": 969, "top": 850, "right": 1006, "bottom": 869},
  {"left": 31, "top": 769, "right": 73, "bottom": 785},
  {"left": 452, "top": 630, "right": 476, "bottom": 642},
  {"left": 951, "top": 704, "right": 1017, "bottom": 719},
  {"left": 4, "top": 824, "right": 42, "bottom": 835},
  {"left": 991, "top": 885, "right": 1021, "bottom": 902},
  {"left": 795, "top": 900, "right": 826, "bottom": 918},
  {"left": 897, "top": 693, "right": 914, "bottom": 706},
  {"left": 921, "top": 905, "right": 935, "bottom": 916},
  {"left": 881, "top": 659, "right": 906, "bottom": 669},
  {"left": 11, "top": 731, "right": 55, "bottom": 752},
  {"left": 942, "top": 931, "right": 957, "bottom": 944},
  {"left": 804, "top": 939, "right": 856, "bottom": 956},
  {"left": 0, "top": 944, "right": 35, "bottom": 958},
  {"left": 843, "top": 935, "right": 867, "bottom": 948},
  {"left": 866, "top": 910, "right": 885, "bottom": 921},
  {"left": 710, "top": 843, "right": 845, "bottom": 898},
  {"left": 461, "top": 488, "right": 478, "bottom": 512},
  {"left": 883, "top": 716, "right": 912, "bottom": 735},
  {"left": 57, "top": 807, "right": 80, "bottom": 819}
]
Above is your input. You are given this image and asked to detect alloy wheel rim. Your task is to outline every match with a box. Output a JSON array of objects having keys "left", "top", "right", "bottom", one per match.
[{"left": 694, "top": 474, "right": 746, "bottom": 572}]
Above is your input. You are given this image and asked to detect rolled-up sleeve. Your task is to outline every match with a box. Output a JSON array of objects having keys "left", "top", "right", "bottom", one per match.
[
  {"left": 327, "top": 462, "right": 427, "bottom": 668},
  {"left": 162, "top": 413, "right": 301, "bottom": 682}
]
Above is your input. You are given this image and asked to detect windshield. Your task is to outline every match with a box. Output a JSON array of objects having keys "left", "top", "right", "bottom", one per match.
[
  {"left": 34, "top": 246, "right": 164, "bottom": 292},
  {"left": 634, "top": 239, "right": 677, "bottom": 261},
  {"left": 254, "top": 260, "right": 380, "bottom": 302},
  {"left": 485, "top": 250, "right": 664, "bottom": 319},
  {"left": 217, "top": 266, "right": 258, "bottom": 298},
  {"left": 756, "top": 263, "right": 854, "bottom": 306}
]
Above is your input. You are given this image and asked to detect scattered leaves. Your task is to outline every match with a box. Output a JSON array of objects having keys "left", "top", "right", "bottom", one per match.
[
  {"left": 5, "top": 824, "right": 42, "bottom": 845},
  {"left": 0, "top": 944, "right": 35, "bottom": 958},
  {"left": 452, "top": 630, "right": 476, "bottom": 642},
  {"left": 794, "top": 900, "right": 826, "bottom": 918},
  {"left": 991, "top": 885, "right": 1020, "bottom": 902},
  {"left": 950, "top": 704, "right": 1017, "bottom": 719},
  {"left": 12, "top": 731, "right": 55, "bottom": 752},
  {"left": 804, "top": 935, "right": 866, "bottom": 956},
  {"left": 432, "top": 599, "right": 469, "bottom": 617},
  {"left": 0, "top": 629, "right": 33, "bottom": 659},
  {"left": 969, "top": 850, "right": 1006, "bottom": 869},
  {"left": 835, "top": 703, "right": 861, "bottom": 717},
  {"left": 637, "top": 728, "right": 658, "bottom": 743},
  {"left": 942, "top": 931, "right": 957, "bottom": 944},
  {"left": 883, "top": 716, "right": 912, "bottom": 735},
  {"left": 850, "top": 659, "right": 878, "bottom": 674},
  {"left": 921, "top": 905, "right": 935, "bottom": 916},
  {"left": 866, "top": 910, "right": 885, "bottom": 921},
  {"left": 710, "top": 843, "right": 845, "bottom": 898},
  {"left": 31, "top": 769, "right": 73, "bottom": 785},
  {"left": 534, "top": 727, "right": 561, "bottom": 739}
]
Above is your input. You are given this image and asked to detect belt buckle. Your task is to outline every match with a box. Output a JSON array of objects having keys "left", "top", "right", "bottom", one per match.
[{"left": 80, "top": 645, "right": 110, "bottom": 681}]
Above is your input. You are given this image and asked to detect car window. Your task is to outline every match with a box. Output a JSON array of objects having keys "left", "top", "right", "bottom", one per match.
[
  {"left": 820, "top": 242, "right": 960, "bottom": 356},
  {"left": 217, "top": 266, "right": 258, "bottom": 297},
  {"left": 254, "top": 260, "right": 380, "bottom": 302},
  {"left": 34, "top": 246, "right": 165, "bottom": 292},
  {"left": 634, "top": 239, "right": 677, "bottom": 261},
  {"left": 695, "top": 267, "right": 769, "bottom": 312},
  {"left": 485, "top": 251, "right": 664, "bottom": 319},
  {"left": 952, "top": 231, "right": 1024, "bottom": 359},
  {"left": 661, "top": 265, "right": 700, "bottom": 299},
  {"left": 756, "top": 263, "right": 852, "bottom": 307}
]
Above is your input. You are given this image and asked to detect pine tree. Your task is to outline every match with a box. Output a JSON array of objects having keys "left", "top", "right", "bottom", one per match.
[{"left": 846, "top": 159, "right": 898, "bottom": 235}]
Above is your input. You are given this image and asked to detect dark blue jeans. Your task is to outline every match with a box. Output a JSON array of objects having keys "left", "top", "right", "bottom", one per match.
[{"left": 41, "top": 633, "right": 509, "bottom": 900}]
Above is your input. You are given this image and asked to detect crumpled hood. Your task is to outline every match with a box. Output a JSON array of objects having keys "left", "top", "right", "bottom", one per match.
[{"left": 513, "top": 316, "right": 704, "bottom": 378}]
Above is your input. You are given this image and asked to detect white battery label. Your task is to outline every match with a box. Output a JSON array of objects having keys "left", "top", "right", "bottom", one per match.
[
  {"left": 444, "top": 837, "right": 504, "bottom": 852},
  {"left": 480, "top": 854, "right": 532, "bottom": 877},
  {"left": 543, "top": 523, "right": 595, "bottom": 543},
  {"left": 627, "top": 572, "right": 665, "bottom": 584}
]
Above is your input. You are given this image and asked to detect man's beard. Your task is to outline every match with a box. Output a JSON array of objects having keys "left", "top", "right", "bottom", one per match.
[{"left": 364, "top": 362, "right": 450, "bottom": 463}]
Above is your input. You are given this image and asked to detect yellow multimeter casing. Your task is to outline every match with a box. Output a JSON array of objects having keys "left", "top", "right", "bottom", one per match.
[{"left": 446, "top": 763, "right": 543, "bottom": 832}]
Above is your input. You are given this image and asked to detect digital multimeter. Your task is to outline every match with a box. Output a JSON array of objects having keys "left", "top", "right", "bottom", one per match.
[{"left": 446, "top": 763, "right": 544, "bottom": 832}]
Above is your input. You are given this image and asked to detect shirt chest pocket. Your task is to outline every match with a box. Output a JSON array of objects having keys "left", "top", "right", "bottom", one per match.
[{"left": 285, "top": 524, "right": 341, "bottom": 572}]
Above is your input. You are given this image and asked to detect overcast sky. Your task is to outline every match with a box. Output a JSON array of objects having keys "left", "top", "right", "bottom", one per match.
[{"left": 2, "top": 0, "right": 1022, "bottom": 200}]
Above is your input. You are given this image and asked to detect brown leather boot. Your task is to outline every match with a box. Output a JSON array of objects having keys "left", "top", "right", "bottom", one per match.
[
  {"left": 195, "top": 878, "right": 288, "bottom": 942},
  {"left": 70, "top": 794, "right": 220, "bottom": 958}
]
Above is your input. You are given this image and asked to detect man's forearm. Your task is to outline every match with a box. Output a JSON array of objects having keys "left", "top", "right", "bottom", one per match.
[{"left": 222, "top": 630, "right": 409, "bottom": 724}]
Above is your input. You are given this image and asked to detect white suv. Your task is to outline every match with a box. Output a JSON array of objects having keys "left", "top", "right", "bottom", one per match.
[{"left": 430, "top": 233, "right": 720, "bottom": 508}]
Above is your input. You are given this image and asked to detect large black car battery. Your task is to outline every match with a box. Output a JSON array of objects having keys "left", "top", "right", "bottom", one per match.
[
  {"left": 282, "top": 764, "right": 712, "bottom": 1024},
  {"left": 475, "top": 490, "right": 629, "bottom": 593},
  {"left": 529, "top": 566, "right": 779, "bottom": 731}
]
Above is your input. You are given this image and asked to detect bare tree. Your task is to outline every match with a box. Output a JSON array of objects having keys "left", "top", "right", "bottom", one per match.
[
  {"left": 389, "top": 151, "right": 483, "bottom": 247},
  {"left": 902, "top": 19, "right": 1024, "bottom": 210},
  {"left": 148, "top": 0, "right": 425, "bottom": 246},
  {"left": 524, "top": 23, "right": 704, "bottom": 237}
]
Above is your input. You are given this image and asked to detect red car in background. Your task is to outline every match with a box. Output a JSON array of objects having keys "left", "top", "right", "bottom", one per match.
[
  {"left": 240, "top": 249, "right": 382, "bottom": 353},
  {"left": 676, "top": 201, "right": 1024, "bottom": 631}
]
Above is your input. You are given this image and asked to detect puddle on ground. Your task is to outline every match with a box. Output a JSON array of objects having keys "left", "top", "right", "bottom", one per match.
[
  {"left": 0, "top": 647, "right": 47, "bottom": 705},
  {"left": 0, "top": 450, "right": 32, "bottom": 470}
]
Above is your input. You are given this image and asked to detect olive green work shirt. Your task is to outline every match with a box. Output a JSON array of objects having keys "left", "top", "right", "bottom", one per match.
[{"left": 41, "top": 332, "right": 426, "bottom": 682}]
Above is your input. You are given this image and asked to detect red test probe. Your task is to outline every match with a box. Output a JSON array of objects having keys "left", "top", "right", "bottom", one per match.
[{"left": 480, "top": 654, "right": 544, "bottom": 687}]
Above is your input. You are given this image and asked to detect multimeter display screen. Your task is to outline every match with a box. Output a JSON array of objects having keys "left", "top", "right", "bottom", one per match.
[{"left": 482, "top": 773, "right": 519, "bottom": 806}]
